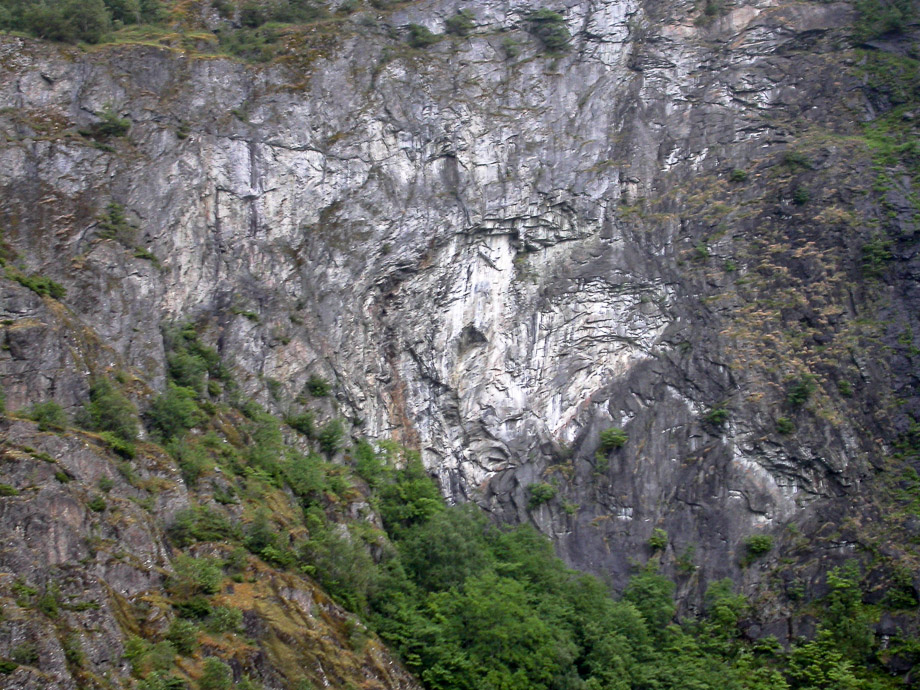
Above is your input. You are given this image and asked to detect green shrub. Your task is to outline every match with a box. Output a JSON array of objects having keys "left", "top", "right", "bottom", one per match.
[
  {"left": 742, "top": 534, "right": 773, "bottom": 564},
  {"left": 306, "top": 374, "right": 331, "bottom": 397},
  {"left": 169, "top": 439, "right": 212, "bottom": 487},
  {"left": 407, "top": 23, "right": 441, "bottom": 48},
  {"left": 527, "top": 482, "right": 556, "bottom": 509},
  {"left": 445, "top": 9, "right": 474, "bottom": 36},
  {"left": 36, "top": 583, "right": 60, "bottom": 618},
  {"left": 138, "top": 671, "right": 188, "bottom": 690},
  {"left": 83, "top": 105, "right": 130, "bottom": 139},
  {"left": 599, "top": 426, "right": 628, "bottom": 451},
  {"left": 854, "top": 0, "right": 918, "bottom": 39},
  {"left": 0, "top": 660, "right": 17, "bottom": 674},
  {"left": 148, "top": 385, "right": 202, "bottom": 440},
  {"left": 729, "top": 168, "right": 748, "bottom": 182},
  {"left": 168, "top": 506, "right": 240, "bottom": 547},
  {"left": 88, "top": 495, "right": 106, "bottom": 512},
  {"left": 501, "top": 36, "right": 520, "bottom": 58},
  {"left": 703, "top": 405, "right": 729, "bottom": 428},
  {"left": 776, "top": 417, "right": 795, "bottom": 435},
  {"left": 648, "top": 528, "right": 668, "bottom": 551},
  {"left": 10, "top": 642, "right": 38, "bottom": 665},
  {"left": 25, "top": 400, "right": 68, "bottom": 431},
  {"left": 526, "top": 8, "right": 570, "bottom": 52},
  {"left": 98, "top": 476, "right": 115, "bottom": 493},
  {"left": 792, "top": 186, "right": 810, "bottom": 205},
  {"left": 80, "top": 378, "right": 138, "bottom": 441},
  {"left": 0, "top": 483, "right": 19, "bottom": 496},
  {"left": 12, "top": 272, "right": 66, "bottom": 299},
  {"left": 861, "top": 234, "right": 892, "bottom": 277},
  {"left": 166, "top": 618, "right": 199, "bottom": 655},
  {"left": 200, "top": 658, "right": 233, "bottom": 690},
  {"left": 837, "top": 380, "right": 853, "bottom": 397},
  {"left": 782, "top": 150, "right": 812, "bottom": 169},
  {"left": 99, "top": 431, "right": 136, "bottom": 458},
  {"left": 286, "top": 411, "right": 315, "bottom": 437},
  {"left": 317, "top": 419, "right": 345, "bottom": 456},
  {"left": 786, "top": 375, "right": 816, "bottom": 407},
  {"left": 206, "top": 606, "right": 243, "bottom": 634},
  {"left": 97, "top": 202, "right": 137, "bottom": 245},
  {"left": 170, "top": 555, "right": 223, "bottom": 597}
]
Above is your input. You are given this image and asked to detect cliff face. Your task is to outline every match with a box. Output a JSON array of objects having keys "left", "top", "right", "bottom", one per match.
[{"left": 1, "top": 0, "right": 919, "bottom": 671}]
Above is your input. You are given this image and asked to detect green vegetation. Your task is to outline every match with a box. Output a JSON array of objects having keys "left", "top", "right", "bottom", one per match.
[
  {"left": 200, "top": 658, "right": 233, "bottom": 690},
  {"left": 786, "top": 375, "right": 817, "bottom": 408},
  {"left": 704, "top": 405, "right": 729, "bottom": 428},
  {"left": 776, "top": 417, "right": 795, "bottom": 435},
  {"left": 854, "top": 0, "right": 919, "bottom": 40},
  {"left": 80, "top": 105, "right": 131, "bottom": 141},
  {"left": 97, "top": 202, "right": 137, "bottom": 245},
  {"left": 599, "top": 426, "right": 628, "bottom": 451},
  {"left": 444, "top": 9, "right": 474, "bottom": 36},
  {"left": 148, "top": 384, "right": 202, "bottom": 441},
  {"left": 306, "top": 373, "right": 331, "bottom": 397},
  {"left": 527, "top": 482, "right": 556, "bottom": 508},
  {"left": 741, "top": 534, "right": 773, "bottom": 566},
  {"left": 648, "top": 528, "right": 668, "bottom": 551},
  {"left": 24, "top": 400, "right": 67, "bottom": 431},
  {"left": 10, "top": 271, "right": 66, "bottom": 299},
  {"left": 407, "top": 22, "right": 441, "bottom": 48},
  {"left": 729, "top": 168, "right": 748, "bottom": 182},
  {"left": 791, "top": 186, "right": 810, "bottom": 205},
  {"left": 527, "top": 8, "right": 569, "bottom": 53},
  {"left": 78, "top": 377, "right": 139, "bottom": 442}
]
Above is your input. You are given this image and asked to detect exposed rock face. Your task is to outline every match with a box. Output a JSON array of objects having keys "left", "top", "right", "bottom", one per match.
[{"left": 0, "top": 0, "right": 917, "bottom": 635}]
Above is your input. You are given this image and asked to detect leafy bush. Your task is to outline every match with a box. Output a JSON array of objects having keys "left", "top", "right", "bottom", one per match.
[
  {"left": 854, "top": 0, "right": 918, "bottom": 39},
  {"left": 97, "top": 202, "right": 137, "bottom": 245},
  {"left": 81, "top": 106, "right": 131, "bottom": 140},
  {"left": 170, "top": 555, "right": 223, "bottom": 597},
  {"left": 742, "top": 534, "right": 773, "bottom": 563},
  {"left": 445, "top": 9, "right": 474, "bottom": 36},
  {"left": 0, "top": 483, "right": 19, "bottom": 496},
  {"left": 407, "top": 23, "right": 441, "bottom": 48},
  {"left": 200, "top": 658, "right": 233, "bottom": 690},
  {"left": 776, "top": 416, "right": 795, "bottom": 435},
  {"left": 527, "top": 8, "right": 570, "bottom": 52},
  {"left": 527, "top": 482, "right": 556, "bottom": 509},
  {"left": 205, "top": 606, "right": 243, "bottom": 634},
  {"left": 703, "top": 405, "right": 729, "bottom": 428},
  {"left": 729, "top": 168, "right": 748, "bottom": 182},
  {"left": 306, "top": 374, "right": 331, "bottom": 397},
  {"left": 80, "top": 377, "right": 138, "bottom": 441},
  {"left": 786, "top": 375, "right": 816, "bottom": 407},
  {"left": 317, "top": 419, "right": 344, "bottom": 456},
  {"left": 598, "top": 426, "right": 628, "bottom": 451},
  {"left": 792, "top": 186, "right": 810, "bottom": 205},
  {"left": 168, "top": 506, "right": 240, "bottom": 547},
  {"left": 88, "top": 495, "right": 107, "bottom": 512},
  {"left": 99, "top": 431, "right": 136, "bottom": 458},
  {"left": 25, "top": 400, "right": 67, "bottom": 431},
  {"left": 12, "top": 272, "right": 66, "bottom": 299},
  {"left": 648, "top": 528, "right": 668, "bottom": 551},
  {"left": 861, "top": 234, "right": 892, "bottom": 277},
  {"left": 286, "top": 411, "right": 315, "bottom": 437},
  {"left": 165, "top": 618, "right": 198, "bottom": 655},
  {"left": 148, "top": 385, "right": 202, "bottom": 440}
]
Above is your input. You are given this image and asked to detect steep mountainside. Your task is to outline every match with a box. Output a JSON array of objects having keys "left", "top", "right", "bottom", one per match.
[{"left": 1, "top": 0, "right": 920, "bottom": 686}]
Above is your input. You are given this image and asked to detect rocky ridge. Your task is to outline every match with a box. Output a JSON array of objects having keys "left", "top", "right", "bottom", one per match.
[{"left": 1, "top": 0, "right": 920, "bottom": 685}]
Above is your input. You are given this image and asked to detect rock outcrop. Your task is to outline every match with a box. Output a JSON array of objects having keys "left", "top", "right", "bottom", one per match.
[{"left": 1, "top": 0, "right": 918, "bottom": 664}]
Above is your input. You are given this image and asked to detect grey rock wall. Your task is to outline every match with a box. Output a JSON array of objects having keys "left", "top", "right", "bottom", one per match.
[{"left": 1, "top": 0, "right": 915, "bottom": 613}]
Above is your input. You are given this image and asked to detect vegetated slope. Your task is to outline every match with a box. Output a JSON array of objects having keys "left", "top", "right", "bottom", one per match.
[{"left": 1, "top": 0, "right": 920, "bottom": 686}]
